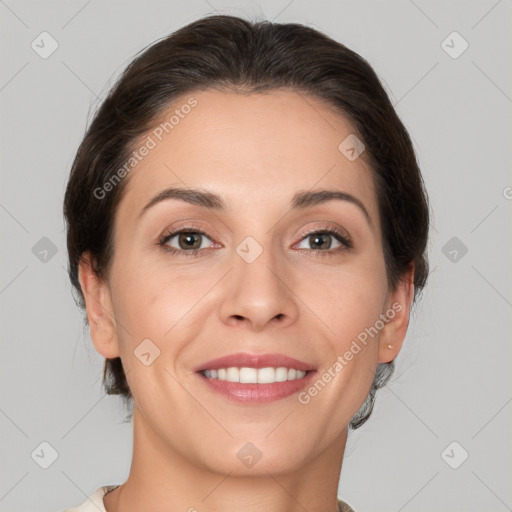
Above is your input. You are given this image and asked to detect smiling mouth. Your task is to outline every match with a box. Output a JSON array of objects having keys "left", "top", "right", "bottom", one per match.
[
  {"left": 197, "top": 366, "right": 316, "bottom": 403},
  {"left": 201, "top": 367, "right": 308, "bottom": 384}
]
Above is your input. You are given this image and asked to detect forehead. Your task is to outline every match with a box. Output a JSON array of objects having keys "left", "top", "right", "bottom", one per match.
[{"left": 117, "top": 88, "right": 378, "bottom": 223}]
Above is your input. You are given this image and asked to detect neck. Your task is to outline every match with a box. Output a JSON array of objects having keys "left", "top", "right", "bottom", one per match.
[{"left": 104, "top": 406, "right": 347, "bottom": 512}]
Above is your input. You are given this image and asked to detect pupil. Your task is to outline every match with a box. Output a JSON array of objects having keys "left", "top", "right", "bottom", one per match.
[
  {"left": 311, "top": 234, "right": 331, "bottom": 249},
  {"left": 179, "top": 233, "right": 201, "bottom": 249}
]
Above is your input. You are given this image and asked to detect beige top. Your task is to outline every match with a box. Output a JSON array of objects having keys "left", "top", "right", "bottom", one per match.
[{"left": 63, "top": 485, "right": 356, "bottom": 511}]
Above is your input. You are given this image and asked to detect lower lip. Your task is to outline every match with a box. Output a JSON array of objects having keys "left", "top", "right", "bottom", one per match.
[{"left": 197, "top": 371, "right": 317, "bottom": 404}]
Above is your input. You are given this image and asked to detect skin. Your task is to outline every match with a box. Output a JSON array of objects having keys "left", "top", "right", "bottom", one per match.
[{"left": 79, "top": 88, "right": 414, "bottom": 512}]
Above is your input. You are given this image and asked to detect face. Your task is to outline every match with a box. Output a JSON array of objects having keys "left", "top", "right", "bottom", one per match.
[{"left": 81, "top": 88, "right": 412, "bottom": 476}]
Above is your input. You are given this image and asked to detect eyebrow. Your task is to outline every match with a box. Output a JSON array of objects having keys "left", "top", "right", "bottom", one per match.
[
  {"left": 138, "top": 186, "right": 372, "bottom": 226},
  {"left": 139, "top": 187, "right": 224, "bottom": 218},
  {"left": 291, "top": 189, "right": 372, "bottom": 226}
]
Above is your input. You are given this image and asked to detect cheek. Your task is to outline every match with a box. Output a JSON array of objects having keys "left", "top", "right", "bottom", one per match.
[
  {"left": 108, "top": 255, "right": 220, "bottom": 358},
  {"left": 297, "top": 272, "right": 387, "bottom": 435},
  {"left": 303, "top": 259, "right": 388, "bottom": 348},
  {"left": 107, "top": 259, "right": 209, "bottom": 406}
]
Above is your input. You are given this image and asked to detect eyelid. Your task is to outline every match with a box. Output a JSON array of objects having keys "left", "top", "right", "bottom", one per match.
[
  {"left": 158, "top": 220, "right": 216, "bottom": 241},
  {"left": 162, "top": 229, "right": 212, "bottom": 246},
  {"left": 156, "top": 222, "right": 353, "bottom": 256},
  {"left": 157, "top": 222, "right": 221, "bottom": 251},
  {"left": 294, "top": 223, "right": 353, "bottom": 248}
]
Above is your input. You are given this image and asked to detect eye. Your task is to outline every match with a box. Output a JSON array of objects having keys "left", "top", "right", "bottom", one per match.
[
  {"left": 159, "top": 229, "right": 215, "bottom": 253},
  {"left": 294, "top": 228, "right": 352, "bottom": 253}
]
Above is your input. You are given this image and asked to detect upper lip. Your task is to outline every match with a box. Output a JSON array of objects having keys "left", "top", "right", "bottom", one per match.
[{"left": 193, "top": 352, "right": 316, "bottom": 372}]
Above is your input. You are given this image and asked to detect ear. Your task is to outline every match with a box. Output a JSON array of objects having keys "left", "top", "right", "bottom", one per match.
[
  {"left": 78, "top": 252, "right": 120, "bottom": 359},
  {"left": 378, "top": 263, "right": 415, "bottom": 363}
]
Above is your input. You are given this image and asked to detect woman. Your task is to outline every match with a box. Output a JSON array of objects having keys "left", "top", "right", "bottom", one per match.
[{"left": 63, "top": 14, "right": 429, "bottom": 512}]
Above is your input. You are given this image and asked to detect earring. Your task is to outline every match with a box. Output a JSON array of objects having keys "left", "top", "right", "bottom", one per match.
[{"left": 387, "top": 344, "right": 393, "bottom": 350}]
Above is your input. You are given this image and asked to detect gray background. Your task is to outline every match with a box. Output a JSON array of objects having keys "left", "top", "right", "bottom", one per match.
[{"left": 1, "top": 1, "right": 511, "bottom": 511}]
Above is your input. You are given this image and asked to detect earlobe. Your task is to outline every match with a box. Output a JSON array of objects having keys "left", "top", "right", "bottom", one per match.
[
  {"left": 378, "top": 264, "right": 415, "bottom": 363},
  {"left": 78, "top": 252, "right": 120, "bottom": 359}
]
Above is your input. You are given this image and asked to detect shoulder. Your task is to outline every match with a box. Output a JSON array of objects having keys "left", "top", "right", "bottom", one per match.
[
  {"left": 62, "top": 485, "right": 119, "bottom": 512},
  {"left": 338, "top": 499, "right": 357, "bottom": 512},
  {"left": 63, "top": 488, "right": 352, "bottom": 512}
]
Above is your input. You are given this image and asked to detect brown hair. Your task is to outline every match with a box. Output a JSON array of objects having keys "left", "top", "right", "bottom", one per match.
[{"left": 64, "top": 14, "right": 429, "bottom": 429}]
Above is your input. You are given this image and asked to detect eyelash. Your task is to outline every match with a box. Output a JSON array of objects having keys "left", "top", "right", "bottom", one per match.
[
  {"left": 158, "top": 225, "right": 212, "bottom": 257},
  {"left": 296, "top": 226, "right": 353, "bottom": 255},
  {"left": 157, "top": 225, "right": 353, "bottom": 257}
]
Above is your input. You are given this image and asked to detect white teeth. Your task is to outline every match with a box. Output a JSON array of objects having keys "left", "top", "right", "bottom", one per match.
[
  {"left": 226, "top": 367, "right": 240, "bottom": 383},
  {"left": 202, "top": 366, "right": 308, "bottom": 384},
  {"left": 258, "top": 367, "right": 276, "bottom": 384},
  {"left": 275, "top": 367, "right": 288, "bottom": 382},
  {"left": 239, "top": 367, "right": 258, "bottom": 383}
]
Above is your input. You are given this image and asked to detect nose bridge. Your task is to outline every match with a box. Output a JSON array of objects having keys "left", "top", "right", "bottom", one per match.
[{"left": 218, "top": 235, "right": 298, "bottom": 329}]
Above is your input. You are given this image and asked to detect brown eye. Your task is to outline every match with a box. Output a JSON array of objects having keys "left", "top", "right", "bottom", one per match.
[
  {"left": 296, "top": 231, "right": 343, "bottom": 251},
  {"left": 177, "top": 232, "right": 203, "bottom": 249},
  {"left": 162, "top": 230, "right": 213, "bottom": 251},
  {"left": 308, "top": 233, "right": 333, "bottom": 250}
]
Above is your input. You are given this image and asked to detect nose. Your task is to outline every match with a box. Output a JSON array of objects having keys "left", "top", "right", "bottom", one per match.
[{"left": 218, "top": 246, "right": 300, "bottom": 332}]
